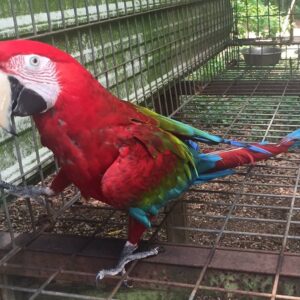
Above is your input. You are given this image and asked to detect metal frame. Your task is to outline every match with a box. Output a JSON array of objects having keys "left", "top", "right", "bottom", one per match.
[
  {"left": 1, "top": 51, "right": 300, "bottom": 299},
  {"left": 1, "top": 0, "right": 300, "bottom": 299}
]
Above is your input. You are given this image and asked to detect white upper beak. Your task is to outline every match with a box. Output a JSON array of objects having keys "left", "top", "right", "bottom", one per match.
[{"left": 0, "top": 71, "right": 13, "bottom": 134}]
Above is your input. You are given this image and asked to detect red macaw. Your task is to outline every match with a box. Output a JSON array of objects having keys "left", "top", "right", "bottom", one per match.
[{"left": 0, "top": 40, "right": 299, "bottom": 282}]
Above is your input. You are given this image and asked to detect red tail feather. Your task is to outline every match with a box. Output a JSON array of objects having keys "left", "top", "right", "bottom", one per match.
[{"left": 210, "top": 142, "right": 290, "bottom": 172}]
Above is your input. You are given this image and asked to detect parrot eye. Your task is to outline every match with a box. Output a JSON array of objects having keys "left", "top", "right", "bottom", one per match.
[
  {"left": 6, "top": 54, "right": 61, "bottom": 111},
  {"left": 29, "top": 56, "right": 40, "bottom": 67}
]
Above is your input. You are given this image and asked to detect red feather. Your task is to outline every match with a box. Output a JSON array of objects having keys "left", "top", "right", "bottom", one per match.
[{"left": 210, "top": 142, "right": 292, "bottom": 172}]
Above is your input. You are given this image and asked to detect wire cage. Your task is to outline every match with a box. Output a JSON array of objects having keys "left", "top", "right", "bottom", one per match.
[{"left": 0, "top": 0, "right": 300, "bottom": 299}]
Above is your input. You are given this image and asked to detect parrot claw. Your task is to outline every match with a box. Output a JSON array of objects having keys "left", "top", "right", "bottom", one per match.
[
  {"left": 155, "top": 245, "right": 165, "bottom": 254},
  {"left": 0, "top": 179, "right": 55, "bottom": 206},
  {"left": 95, "top": 241, "right": 160, "bottom": 286}
]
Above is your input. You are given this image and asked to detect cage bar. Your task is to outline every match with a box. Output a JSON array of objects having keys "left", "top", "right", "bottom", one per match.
[{"left": 1, "top": 0, "right": 300, "bottom": 299}]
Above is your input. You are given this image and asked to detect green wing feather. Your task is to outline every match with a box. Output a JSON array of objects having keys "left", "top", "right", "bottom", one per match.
[
  {"left": 128, "top": 104, "right": 226, "bottom": 228},
  {"left": 136, "top": 105, "right": 223, "bottom": 144},
  {"left": 129, "top": 105, "right": 264, "bottom": 228}
]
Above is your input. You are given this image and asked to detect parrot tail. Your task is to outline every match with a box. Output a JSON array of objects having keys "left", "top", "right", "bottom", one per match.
[
  {"left": 280, "top": 128, "right": 300, "bottom": 149},
  {"left": 193, "top": 128, "right": 300, "bottom": 184}
]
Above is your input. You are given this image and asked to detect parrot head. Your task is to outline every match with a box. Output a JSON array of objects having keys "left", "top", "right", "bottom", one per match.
[{"left": 0, "top": 39, "right": 93, "bottom": 134}]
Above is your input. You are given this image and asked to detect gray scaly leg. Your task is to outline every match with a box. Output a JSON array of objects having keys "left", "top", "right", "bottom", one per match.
[
  {"left": 0, "top": 179, "right": 54, "bottom": 206},
  {"left": 96, "top": 241, "right": 161, "bottom": 284}
]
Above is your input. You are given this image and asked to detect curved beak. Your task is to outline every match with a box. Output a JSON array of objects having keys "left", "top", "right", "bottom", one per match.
[
  {"left": 0, "top": 72, "right": 14, "bottom": 134},
  {"left": 0, "top": 72, "right": 47, "bottom": 135}
]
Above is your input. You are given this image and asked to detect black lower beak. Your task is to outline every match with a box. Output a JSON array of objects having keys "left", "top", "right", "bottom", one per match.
[
  {"left": 9, "top": 76, "right": 47, "bottom": 117},
  {"left": 0, "top": 73, "right": 47, "bottom": 135}
]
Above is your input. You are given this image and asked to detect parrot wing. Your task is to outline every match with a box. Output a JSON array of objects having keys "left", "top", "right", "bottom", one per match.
[
  {"left": 100, "top": 102, "right": 275, "bottom": 229},
  {"left": 135, "top": 105, "right": 271, "bottom": 155},
  {"left": 101, "top": 122, "right": 196, "bottom": 228},
  {"left": 135, "top": 105, "right": 223, "bottom": 144}
]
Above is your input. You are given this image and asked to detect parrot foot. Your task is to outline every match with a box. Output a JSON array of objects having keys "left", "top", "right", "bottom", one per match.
[
  {"left": 0, "top": 179, "right": 54, "bottom": 206},
  {"left": 96, "top": 241, "right": 161, "bottom": 285}
]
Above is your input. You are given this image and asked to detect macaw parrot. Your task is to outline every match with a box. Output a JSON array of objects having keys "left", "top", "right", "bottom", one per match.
[{"left": 0, "top": 40, "right": 299, "bottom": 282}]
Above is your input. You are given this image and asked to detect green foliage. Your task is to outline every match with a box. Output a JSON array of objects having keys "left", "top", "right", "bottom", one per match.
[{"left": 234, "top": 0, "right": 281, "bottom": 38}]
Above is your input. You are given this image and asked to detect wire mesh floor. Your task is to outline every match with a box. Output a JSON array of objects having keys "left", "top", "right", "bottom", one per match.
[{"left": 1, "top": 62, "right": 300, "bottom": 299}]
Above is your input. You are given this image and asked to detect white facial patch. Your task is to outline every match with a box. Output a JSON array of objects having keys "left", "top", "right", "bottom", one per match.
[
  {"left": 8, "top": 54, "right": 61, "bottom": 110},
  {"left": 0, "top": 71, "right": 12, "bottom": 132}
]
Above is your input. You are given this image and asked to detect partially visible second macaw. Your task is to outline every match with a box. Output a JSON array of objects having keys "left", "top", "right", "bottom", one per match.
[{"left": 0, "top": 40, "right": 299, "bottom": 282}]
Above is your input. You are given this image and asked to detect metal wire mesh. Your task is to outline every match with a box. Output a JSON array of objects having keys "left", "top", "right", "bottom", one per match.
[{"left": 1, "top": 0, "right": 300, "bottom": 299}]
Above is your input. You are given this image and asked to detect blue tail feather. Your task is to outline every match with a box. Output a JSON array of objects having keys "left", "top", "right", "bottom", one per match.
[
  {"left": 282, "top": 129, "right": 300, "bottom": 150},
  {"left": 286, "top": 129, "right": 300, "bottom": 141},
  {"left": 196, "top": 153, "right": 222, "bottom": 174},
  {"left": 223, "top": 139, "right": 272, "bottom": 155},
  {"left": 194, "top": 169, "right": 235, "bottom": 184}
]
